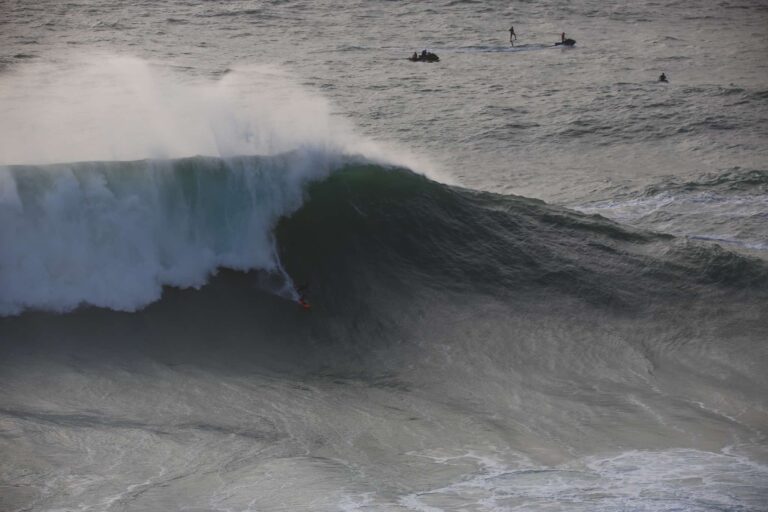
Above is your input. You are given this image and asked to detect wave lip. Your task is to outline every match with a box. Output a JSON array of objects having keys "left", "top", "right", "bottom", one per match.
[{"left": 0, "top": 153, "right": 339, "bottom": 315}]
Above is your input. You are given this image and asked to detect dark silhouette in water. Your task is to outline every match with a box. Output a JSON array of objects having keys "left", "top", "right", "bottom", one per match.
[
  {"left": 509, "top": 25, "right": 517, "bottom": 46},
  {"left": 659, "top": 72, "right": 668, "bottom": 82},
  {"left": 555, "top": 32, "right": 576, "bottom": 46},
  {"left": 409, "top": 49, "right": 440, "bottom": 62}
]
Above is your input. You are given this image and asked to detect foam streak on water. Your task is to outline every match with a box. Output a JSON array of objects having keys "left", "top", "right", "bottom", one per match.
[{"left": 396, "top": 449, "right": 768, "bottom": 512}]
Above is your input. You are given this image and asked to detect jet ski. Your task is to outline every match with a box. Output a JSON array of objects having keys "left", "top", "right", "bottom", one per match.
[
  {"left": 409, "top": 51, "right": 440, "bottom": 62},
  {"left": 555, "top": 33, "right": 576, "bottom": 46}
]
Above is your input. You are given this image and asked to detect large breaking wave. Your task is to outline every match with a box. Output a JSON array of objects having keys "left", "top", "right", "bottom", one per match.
[
  {"left": 4, "top": 156, "right": 768, "bottom": 316},
  {"left": 0, "top": 55, "right": 438, "bottom": 314},
  {"left": 0, "top": 153, "right": 335, "bottom": 314},
  {"left": 0, "top": 156, "right": 479, "bottom": 316}
]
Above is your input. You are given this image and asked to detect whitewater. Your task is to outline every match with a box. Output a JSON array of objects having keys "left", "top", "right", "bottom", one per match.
[{"left": 1, "top": 1, "right": 767, "bottom": 511}]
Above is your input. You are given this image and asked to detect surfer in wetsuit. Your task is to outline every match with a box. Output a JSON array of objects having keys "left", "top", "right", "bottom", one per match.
[
  {"left": 659, "top": 72, "right": 668, "bottom": 82},
  {"left": 509, "top": 25, "right": 517, "bottom": 46},
  {"left": 296, "top": 283, "right": 310, "bottom": 309}
]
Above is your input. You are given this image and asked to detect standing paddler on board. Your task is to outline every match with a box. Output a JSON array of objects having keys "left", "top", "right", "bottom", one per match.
[{"left": 509, "top": 25, "right": 517, "bottom": 46}]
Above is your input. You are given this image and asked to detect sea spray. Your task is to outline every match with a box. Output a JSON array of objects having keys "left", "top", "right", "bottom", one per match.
[
  {"left": 0, "top": 55, "right": 344, "bottom": 164},
  {"left": 0, "top": 54, "right": 441, "bottom": 173}
]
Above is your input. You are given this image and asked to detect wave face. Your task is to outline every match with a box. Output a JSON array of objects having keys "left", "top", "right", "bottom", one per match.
[
  {"left": 0, "top": 153, "right": 339, "bottom": 314},
  {"left": 277, "top": 164, "right": 768, "bottom": 305}
]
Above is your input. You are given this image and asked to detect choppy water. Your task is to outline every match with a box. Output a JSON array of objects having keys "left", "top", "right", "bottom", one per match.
[{"left": 1, "top": 1, "right": 767, "bottom": 511}]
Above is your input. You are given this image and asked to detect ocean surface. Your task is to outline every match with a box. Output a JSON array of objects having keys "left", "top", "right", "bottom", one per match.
[{"left": 1, "top": 1, "right": 768, "bottom": 511}]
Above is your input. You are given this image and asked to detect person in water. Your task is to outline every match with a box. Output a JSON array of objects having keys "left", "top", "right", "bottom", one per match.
[
  {"left": 412, "top": 51, "right": 418, "bottom": 60},
  {"left": 659, "top": 72, "right": 668, "bottom": 82},
  {"left": 509, "top": 25, "right": 517, "bottom": 46}
]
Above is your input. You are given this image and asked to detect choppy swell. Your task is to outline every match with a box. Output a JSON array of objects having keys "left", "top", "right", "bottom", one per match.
[
  {"left": 573, "top": 168, "right": 768, "bottom": 252},
  {"left": 3, "top": 155, "right": 767, "bottom": 317},
  {"left": 643, "top": 168, "right": 768, "bottom": 196}
]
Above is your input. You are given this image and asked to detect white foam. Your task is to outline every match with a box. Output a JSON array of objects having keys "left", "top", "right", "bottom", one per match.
[
  {"left": 0, "top": 155, "right": 320, "bottom": 314},
  {"left": 397, "top": 448, "right": 768, "bottom": 511}
]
